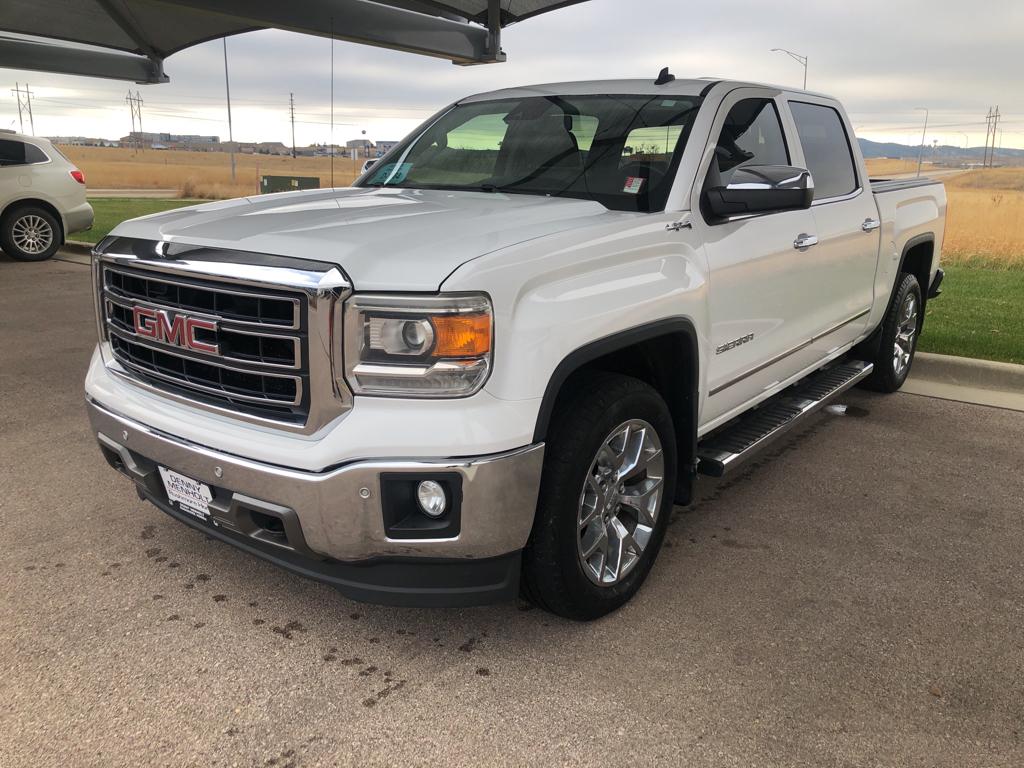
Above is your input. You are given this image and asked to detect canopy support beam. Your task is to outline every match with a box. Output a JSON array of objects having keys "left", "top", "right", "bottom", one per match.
[
  {"left": 0, "top": 36, "right": 167, "bottom": 83},
  {"left": 162, "top": 0, "right": 503, "bottom": 64}
]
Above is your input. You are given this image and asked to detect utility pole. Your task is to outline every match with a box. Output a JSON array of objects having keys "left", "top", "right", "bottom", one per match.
[
  {"left": 11, "top": 83, "right": 35, "bottom": 135},
  {"left": 990, "top": 107, "right": 1001, "bottom": 168},
  {"left": 982, "top": 106, "right": 1000, "bottom": 168},
  {"left": 289, "top": 92, "right": 296, "bottom": 159},
  {"left": 330, "top": 17, "right": 335, "bottom": 188},
  {"left": 915, "top": 107, "right": 929, "bottom": 178},
  {"left": 126, "top": 90, "right": 144, "bottom": 151},
  {"left": 983, "top": 107, "right": 993, "bottom": 168},
  {"left": 223, "top": 38, "right": 236, "bottom": 182}
]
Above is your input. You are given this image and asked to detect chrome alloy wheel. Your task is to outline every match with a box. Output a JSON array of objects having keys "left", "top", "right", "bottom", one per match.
[
  {"left": 577, "top": 419, "right": 665, "bottom": 586},
  {"left": 893, "top": 292, "right": 918, "bottom": 378},
  {"left": 11, "top": 214, "right": 54, "bottom": 255}
]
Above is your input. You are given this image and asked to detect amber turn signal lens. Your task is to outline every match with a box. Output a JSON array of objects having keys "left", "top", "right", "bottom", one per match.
[{"left": 431, "top": 313, "right": 491, "bottom": 357}]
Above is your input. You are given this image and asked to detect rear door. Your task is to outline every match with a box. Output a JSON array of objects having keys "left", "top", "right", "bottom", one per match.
[{"left": 784, "top": 99, "right": 880, "bottom": 356}]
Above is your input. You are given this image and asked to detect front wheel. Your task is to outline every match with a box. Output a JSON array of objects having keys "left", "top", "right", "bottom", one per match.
[
  {"left": 861, "top": 272, "right": 923, "bottom": 392},
  {"left": 522, "top": 373, "right": 677, "bottom": 620},
  {"left": 1, "top": 206, "right": 62, "bottom": 261}
]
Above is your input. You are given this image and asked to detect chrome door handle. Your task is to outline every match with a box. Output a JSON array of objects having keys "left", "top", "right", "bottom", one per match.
[
  {"left": 862, "top": 218, "right": 881, "bottom": 232},
  {"left": 793, "top": 233, "right": 819, "bottom": 250}
]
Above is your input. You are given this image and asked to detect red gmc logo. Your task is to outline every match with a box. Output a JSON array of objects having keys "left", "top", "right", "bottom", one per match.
[{"left": 133, "top": 306, "right": 219, "bottom": 355}]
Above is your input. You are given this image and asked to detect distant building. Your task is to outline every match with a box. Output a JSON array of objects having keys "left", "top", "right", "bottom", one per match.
[
  {"left": 220, "top": 140, "right": 290, "bottom": 155},
  {"left": 48, "top": 136, "right": 118, "bottom": 147},
  {"left": 119, "top": 131, "right": 220, "bottom": 149},
  {"left": 375, "top": 140, "right": 400, "bottom": 157},
  {"left": 346, "top": 138, "right": 375, "bottom": 158}
]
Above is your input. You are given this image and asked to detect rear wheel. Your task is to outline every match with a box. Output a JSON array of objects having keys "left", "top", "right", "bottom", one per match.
[
  {"left": 861, "top": 272, "right": 923, "bottom": 392},
  {"left": 1, "top": 206, "right": 62, "bottom": 261},
  {"left": 522, "top": 373, "right": 677, "bottom": 620}
]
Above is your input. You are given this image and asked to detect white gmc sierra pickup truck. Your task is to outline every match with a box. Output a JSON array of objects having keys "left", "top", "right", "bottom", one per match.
[{"left": 87, "top": 76, "right": 946, "bottom": 620}]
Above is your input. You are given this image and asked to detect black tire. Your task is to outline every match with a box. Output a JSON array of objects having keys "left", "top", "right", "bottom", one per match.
[
  {"left": 1, "top": 205, "right": 62, "bottom": 261},
  {"left": 860, "top": 272, "right": 923, "bottom": 392},
  {"left": 522, "top": 372, "right": 677, "bottom": 621}
]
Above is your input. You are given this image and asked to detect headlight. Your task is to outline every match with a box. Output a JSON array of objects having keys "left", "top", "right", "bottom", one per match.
[{"left": 344, "top": 293, "right": 493, "bottom": 397}]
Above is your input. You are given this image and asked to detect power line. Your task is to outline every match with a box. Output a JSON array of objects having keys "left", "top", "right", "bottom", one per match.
[{"left": 11, "top": 83, "right": 35, "bottom": 135}]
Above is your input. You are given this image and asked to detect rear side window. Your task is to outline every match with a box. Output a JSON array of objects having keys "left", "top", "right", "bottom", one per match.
[
  {"left": 709, "top": 98, "right": 789, "bottom": 187},
  {"left": 0, "top": 139, "right": 48, "bottom": 166},
  {"left": 25, "top": 143, "right": 49, "bottom": 163},
  {"left": 789, "top": 102, "right": 858, "bottom": 199}
]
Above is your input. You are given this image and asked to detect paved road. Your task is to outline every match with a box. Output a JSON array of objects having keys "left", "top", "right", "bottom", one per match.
[{"left": 2, "top": 257, "right": 1022, "bottom": 767}]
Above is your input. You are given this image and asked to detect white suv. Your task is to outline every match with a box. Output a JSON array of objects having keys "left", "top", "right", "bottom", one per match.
[{"left": 0, "top": 131, "right": 94, "bottom": 261}]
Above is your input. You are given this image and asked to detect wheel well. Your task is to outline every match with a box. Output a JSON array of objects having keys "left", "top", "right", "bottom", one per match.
[
  {"left": 534, "top": 321, "right": 699, "bottom": 505},
  {"left": 1, "top": 198, "right": 65, "bottom": 243},
  {"left": 900, "top": 237, "right": 933, "bottom": 302}
]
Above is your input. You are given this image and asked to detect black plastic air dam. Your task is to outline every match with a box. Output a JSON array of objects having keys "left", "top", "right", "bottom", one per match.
[{"left": 139, "top": 486, "right": 521, "bottom": 608}]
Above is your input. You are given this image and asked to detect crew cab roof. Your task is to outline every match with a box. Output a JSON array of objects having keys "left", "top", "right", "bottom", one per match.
[{"left": 458, "top": 78, "right": 837, "bottom": 103}]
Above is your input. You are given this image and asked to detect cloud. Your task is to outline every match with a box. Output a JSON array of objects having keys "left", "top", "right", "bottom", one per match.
[{"left": 3, "top": 0, "right": 1021, "bottom": 147}]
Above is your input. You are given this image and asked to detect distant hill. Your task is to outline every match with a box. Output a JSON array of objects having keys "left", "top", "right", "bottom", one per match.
[{"left": 858, "top": 138, "right": 1024, "bottom": 160}]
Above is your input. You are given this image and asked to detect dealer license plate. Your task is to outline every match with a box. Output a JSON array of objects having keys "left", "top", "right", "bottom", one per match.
[{"left": 158, "top": 466, "right": 213, "bottom": 521}]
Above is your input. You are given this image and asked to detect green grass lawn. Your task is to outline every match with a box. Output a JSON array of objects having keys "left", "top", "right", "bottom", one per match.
[
  {"left": 920, "top": 264, "right": 1024, "bottom": 365},
  {"left": 75, "top": 198, "right": 197, "bottom": 245}
]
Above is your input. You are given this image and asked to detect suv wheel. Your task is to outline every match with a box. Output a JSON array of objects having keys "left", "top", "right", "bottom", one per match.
[
  {"left": 1, "top": 206, "right": 62, "bottom": 261},
  {"left": 522, "top": 372, "right": 677, "bottom": 620},
  {"left": 861, "top": 272, "right": 923, "bottom": 392}
]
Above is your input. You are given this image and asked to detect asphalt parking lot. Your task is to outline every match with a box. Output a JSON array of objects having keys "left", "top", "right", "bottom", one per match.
[{"left": 2, "top": 256, "right": 1022, "bottom": 767}]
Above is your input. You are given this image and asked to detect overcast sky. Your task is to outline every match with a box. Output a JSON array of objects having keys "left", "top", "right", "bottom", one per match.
[{"left": 3, "top": 0, "right": 1022, "bottom": 149}]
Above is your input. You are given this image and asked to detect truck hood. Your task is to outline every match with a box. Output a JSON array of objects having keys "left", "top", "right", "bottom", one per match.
[{"left": 110, "top": 187, "right": 612, "bottom": 290}]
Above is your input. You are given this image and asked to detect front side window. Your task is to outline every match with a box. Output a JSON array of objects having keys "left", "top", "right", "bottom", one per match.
[
  {"left": 789, "top": 102, "right": 858, "bottom": 199},
  {"left": 708, "top": 98, "right": 789, "bottom": 188},
  {"left": 358, "top": 94, "right": 703, "bottom": 213}
]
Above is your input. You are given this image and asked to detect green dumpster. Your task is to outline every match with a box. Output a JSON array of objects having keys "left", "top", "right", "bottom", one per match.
[{"left": 259, "top": 175, "right": 321, "bottom": 194}]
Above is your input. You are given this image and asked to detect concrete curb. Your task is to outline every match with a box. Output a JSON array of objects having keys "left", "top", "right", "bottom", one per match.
[
  {"left": 910, "top": 352, "right": 1024, "bottom": 392},
  {"left": 63, "top": 240, "right": 95, "bottom": 255},
  {"left": 904, "top": 352, "right": 1024, "bottom": 412}
]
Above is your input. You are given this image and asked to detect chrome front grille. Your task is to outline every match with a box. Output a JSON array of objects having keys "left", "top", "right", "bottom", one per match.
[
  {"left": 93, "top": 238, "right": 352, "bottom": 433},
  {"left": 104, "top": 266, "right": 300, "bottom": 328},
  {"left": 101, "top": 264, "right": 308, "bottom": 422}
]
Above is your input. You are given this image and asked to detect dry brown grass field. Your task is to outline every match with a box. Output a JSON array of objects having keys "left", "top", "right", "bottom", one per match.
[
  {"left": 863, "top": 158, "right": 920, "bottom": 176},
  {"left": 63, "top": 147, "right": 1023, "bottom": 266},
  {"left": 62, "top": 146, "right": 361, "bottom": 199},
  {"left": 940, "top": 169, "right": 1024, "bottom": 267}
]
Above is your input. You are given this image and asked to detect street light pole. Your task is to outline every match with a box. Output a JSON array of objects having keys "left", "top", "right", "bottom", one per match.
[
  {"left": 771, "top": 48, "right": 808, "bottom": 89},
  {"left": 223, "top": 38, "right": 236, "bottom": 183},
  {"left": 915, "top": 107, "right": 929, "bottom": 178}
]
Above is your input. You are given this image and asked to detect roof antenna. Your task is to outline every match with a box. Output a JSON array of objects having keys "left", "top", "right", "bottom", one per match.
[{"left": 654, "top": 67, "right": 675, "bottom": 85}]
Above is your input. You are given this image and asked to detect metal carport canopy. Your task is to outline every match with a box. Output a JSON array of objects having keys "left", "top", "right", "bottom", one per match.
[{"left": 0, "top": 0, "right": 588, "bottom": 83}]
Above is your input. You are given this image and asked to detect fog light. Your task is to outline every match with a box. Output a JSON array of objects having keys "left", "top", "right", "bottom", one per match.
[{"left": 416, "top": 480, "right": 447, "bottom": 518}]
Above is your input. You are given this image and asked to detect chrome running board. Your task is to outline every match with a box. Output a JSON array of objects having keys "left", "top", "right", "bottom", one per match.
[{"left": 697, "top": 360, "right": 874, "bottom": 478}]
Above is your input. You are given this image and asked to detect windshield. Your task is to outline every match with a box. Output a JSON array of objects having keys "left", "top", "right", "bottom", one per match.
[{"left": 357, "top": 94, "right": 703, "bottom": 213}]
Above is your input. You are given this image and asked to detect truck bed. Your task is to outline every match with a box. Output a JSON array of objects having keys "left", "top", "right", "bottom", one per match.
[{"left": 869, "top": 177, "right": 944, "bottom": 194}]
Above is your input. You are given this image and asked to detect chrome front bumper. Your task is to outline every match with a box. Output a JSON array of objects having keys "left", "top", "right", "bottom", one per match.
[{"left": 87, "top": 399, "right": 544, "bottom": 566}]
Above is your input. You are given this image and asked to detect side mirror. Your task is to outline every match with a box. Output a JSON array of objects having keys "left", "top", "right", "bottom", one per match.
[{"left": 705, "top": 165, "right": 814, "bottom": 218}]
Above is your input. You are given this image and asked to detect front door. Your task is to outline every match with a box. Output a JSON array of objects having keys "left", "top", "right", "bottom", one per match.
[{"left": 691, "top": 90, "right": 823, "bottom": 428}]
